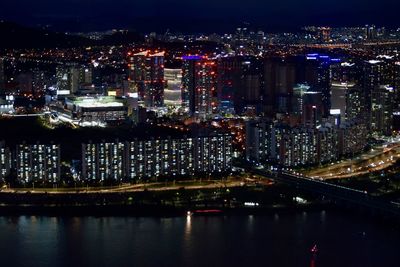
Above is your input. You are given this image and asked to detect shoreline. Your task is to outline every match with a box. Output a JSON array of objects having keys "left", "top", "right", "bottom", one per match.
[{"left": 0, "top": 202, "right": 333, "bottom": 217}]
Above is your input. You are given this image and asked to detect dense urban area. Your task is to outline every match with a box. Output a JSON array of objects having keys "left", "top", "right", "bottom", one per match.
[{"left": 1, "top": 22, "right": 400, "bottom": 213}]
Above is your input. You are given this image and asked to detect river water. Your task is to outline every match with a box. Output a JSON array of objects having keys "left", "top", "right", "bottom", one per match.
[{"left": 0, "top": 211, "right": 398, "bottom": 267}]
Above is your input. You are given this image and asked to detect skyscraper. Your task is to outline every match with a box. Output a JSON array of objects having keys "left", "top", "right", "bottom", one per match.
[
  {"left": 217, "top": 56, "right": 263, "bottom": 115},
  {"left": 164, "top": 68, "right": 182, "bottom": 107},
  {"left": 182, "top": 56, "right": 217, "bottom": 118},
  {"left": 129, "top": 51, "right": 165, "bottom": 108}
]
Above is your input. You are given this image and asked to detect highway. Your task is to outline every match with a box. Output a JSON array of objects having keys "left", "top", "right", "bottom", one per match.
[
  {"left": 0, "top": 180, "right": 245, "bottom": 195},
  {"left": 251, "top": 167, "right": 400, "bottom": 218},
  {"left": 305, "top": 142, "right": 400, "bottom": 179}
]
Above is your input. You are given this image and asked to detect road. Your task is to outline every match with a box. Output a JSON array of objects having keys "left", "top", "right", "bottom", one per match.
[
  {"left": 304, "top": 142, "right": 400, "bottom": 180},
  {"left": 251, "top": 167, "right": 400, "bottom": 218},
  {"left": 0, "top": 180, "right": 248, "bottom": 195}
]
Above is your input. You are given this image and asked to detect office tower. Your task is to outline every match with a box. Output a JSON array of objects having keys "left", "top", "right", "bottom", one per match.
[
  {"left": 16, "top": 142, "right": 60, "bottom": 183},
  {"left": 129, "top": 51, "right": 165, "bottom": 108},
  {"left": 264, "top": 57, "right": 296, "bottom": 114},
  {"left": 291, "top": 84, "right": 311, "bottom": 116},
  {"left": 182, "top": 56, "right": 217, "bottom": 118},
  {"left": 331, "top": 82, "right": 356, "bottom": 118},
  {"left": 218, "top": 56, "right": 263, "bottom": 115},
  {"left": 304, "top": 54, "right": 341, "bottom": 116},
  {"left": 164, "top": 68, "right": 182, "bottom": 107},
  {"left": 302, "top": 91, "right": 323, "bottom": 127}
]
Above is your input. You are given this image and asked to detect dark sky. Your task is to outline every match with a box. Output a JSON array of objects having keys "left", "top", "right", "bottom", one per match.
[{"left": 1, "top": 0, "right": 399, "bottom": 32}]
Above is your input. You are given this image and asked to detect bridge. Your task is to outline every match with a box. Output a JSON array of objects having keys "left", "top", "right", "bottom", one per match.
[{"left": 250, "top": 167, "right": 400, "bottom": 218}]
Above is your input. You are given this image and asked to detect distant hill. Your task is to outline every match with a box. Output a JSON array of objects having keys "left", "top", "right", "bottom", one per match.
[{"left": 0, "top": 21, "right": 144, "bottom": 49}]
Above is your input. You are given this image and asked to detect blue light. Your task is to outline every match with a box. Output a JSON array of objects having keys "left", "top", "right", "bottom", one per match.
[{"left": 182, "top": 55, "right": 203, "bottom": 60}]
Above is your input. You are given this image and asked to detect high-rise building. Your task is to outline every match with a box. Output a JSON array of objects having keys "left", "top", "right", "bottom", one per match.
[
  {"left": 302, "top": 91, "right": 323, "bottom": 127},
  {"left": 331, "top": 82, "right": 356, "bottom": 118},
  {"left": 16, "top": 142, "right": 60, "bottom": 183},
  {"left": 365, "top": 25, "right": 377, "bottom": 40},
  {"left": 56, "top": 66, "right": 80, "bottom": 94},
  {"left": 164, "top": 68, "right": 182, "bottom": 107},
  {"left": 346, "top": 87, "right": 364, "bottom": 121},
  {"left": 182, "top": 56, "right": 217, "bottom": 118},
  {"left": 271, "top": 125, "right": 318, "bottom": 167},
  {"left": 217, "top": 56, "right": 263, "bottom": 115},
  {"left": 291, "top": 84, "right": 311, "bottom": 116},
  {"left": 0, "top": 58, "right": 5, "bottom": 95},
  {"left": 129, "top": 51, "right": 165, "bottom": 108},
  {"left": 338, "top": 120, "right": 368, "bottom": 156},
  {"left": 371, "top": 85, "right": 394, "bottom": 135},
  {"left": 264, "top": 57, "right": 296, "bottom": 114},
  {"left": 0, "top": 141, "right": 11, "bottom": 181},
  {"left": 245, "top": 120, "right": 272, "bottom": 162},
  {"left": 82, "top": 141, "right": 125, "bottom": 181},
  {"left": 82, "top": 133, "right": 233, "bottom": 181}
]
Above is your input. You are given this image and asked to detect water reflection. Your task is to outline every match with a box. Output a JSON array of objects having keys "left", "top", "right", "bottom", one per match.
[{"left": 184, "top": 213, "right": 192, "bottom": 241}]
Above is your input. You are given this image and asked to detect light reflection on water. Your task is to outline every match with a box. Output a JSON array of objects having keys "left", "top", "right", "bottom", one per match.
[{"left": 0, "top": 211, "right": 397, "bottom": 267}]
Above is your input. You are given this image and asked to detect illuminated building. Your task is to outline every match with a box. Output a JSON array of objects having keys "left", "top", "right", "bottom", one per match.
[
  {"left": 331, "top": 82, "right": 356, "bottom": 118},
  {"left": 182, "top": 56, "right": 217, "bottom": 118},
  {"left": 16, "top": 142, "right": 60, "bottom": 183},
  {"left": 0, "top": 58, "right": 5, "bottom": 95},
  {"left": 371, "top": 85, "right": 394, "bottom": 135},
  {"left": 365, "top": 25, "right": 377, "bottom": 40},
  {"left": 217, "top": 56, "right": 263, "bottom": 115},
  {"left": 338, "top": 120, "right": 368, "bottom": 156},
  {"left": 271, "top": 125, "right": 318, "bottom": 167},
  {"left": 346, "top": 87, "right": 364, "bottom": 121},
  {"left": 56, "top": 96, "right": 128, "bottom": 125},
  {"left": 56, "top": 66, "right": 80, "bottom": 94},
  {"left": 0, "top": 141, "right": 11, "bottom": 181},
  {"left": 82, "top": 141, "right": 126, "bottom": 181},
  {"left": 129, "top": 51, "right": 165, "bottom": 108},
  {"left": 302, "top": 91, "right": 323, "bottom": 128},
  {"left": 317, "top": 123, "right": 338, "bottom": 163},
  {"left": 82, "top": 133, "right": 233, "bottom": 181},
  {"left": 164, "top": 68, "right": 182, "bottom": 107},
  {"left": 245, "top": 120, "right": 272, "bottom": 162},
  {"left": 291, "top": 84, "right": 311, "bottom": 116},
  {"left": 305, "top": 54, "right": 341, "bottom": 116},
  {"left": 264, "top": 57, "right": 296, "bottom": 114},
  {"left": 246, "top": 120, "right": 366, "bottom": 167},
  {"left": 317, "top": 27, "right": 331, "bottom": 43}
]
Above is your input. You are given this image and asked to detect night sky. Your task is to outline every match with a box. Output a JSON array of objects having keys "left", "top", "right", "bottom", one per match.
[{"left": 1, "top": 0, "right": 399, "bottom": 32}]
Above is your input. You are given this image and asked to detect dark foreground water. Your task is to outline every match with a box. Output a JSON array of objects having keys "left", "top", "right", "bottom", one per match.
[{"left": 0, "top": 211, "right": 398, "bottom": 267}]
